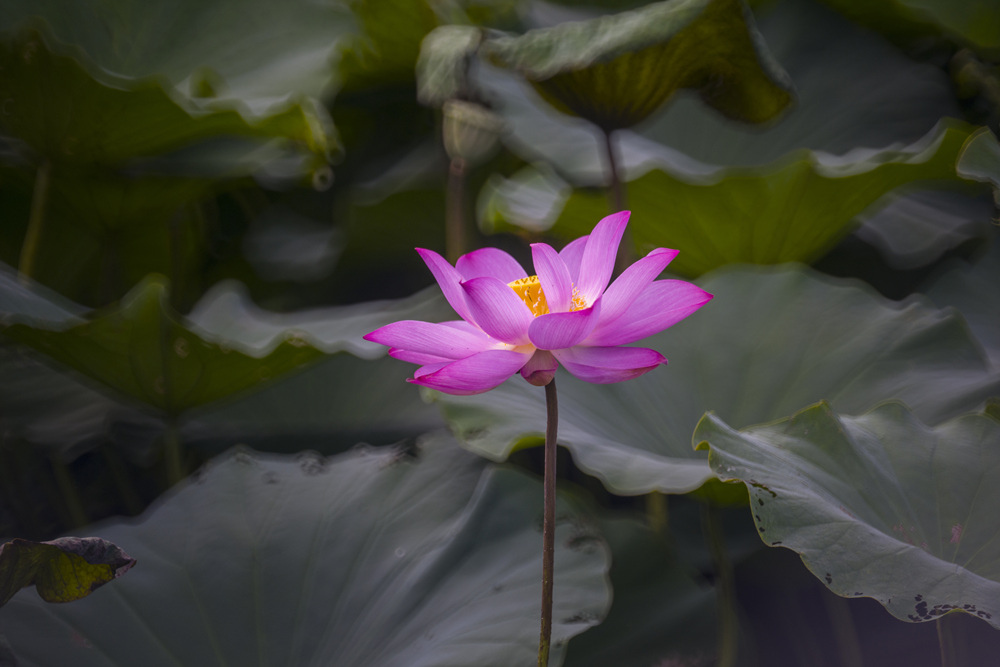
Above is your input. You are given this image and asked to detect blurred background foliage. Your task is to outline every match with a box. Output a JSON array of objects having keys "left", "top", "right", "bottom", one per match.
[{"left": 1, "top": 0, "right": 999, "bottom": 664}]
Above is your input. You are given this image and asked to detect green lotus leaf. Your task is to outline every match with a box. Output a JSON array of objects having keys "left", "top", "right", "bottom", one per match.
[
  {"left": 485, "top": 0, "right": 793, "bottom": 130},
  {"left": 0, "top": 271, "right": 452, "bottom": 455},
  {"left": 851, "top": 187, "right": 995, "bottom": 270},
  {"left": 475, "top": 0, "right": 960, "bottom": 183},
  {"left": 694, "top": 401, "right": 1000, "bottom": 628},
  {"left": 416, "top": 25, "right": 485, "bottom": 107},
  {"left": 0, "top": 28, "right": 334, "bottom": 167},
  {"left": 0, "top": 436, "right": 611, "bottom": 665},
  {"left": 486, "top": 120, "right": 972, "bottom": 276},
  {"left": 433, "top": 265, "right": 999, "bottom": 495},
  {"left": 0, "top": 0, "right": 352, "bottom": 112},
  {"left": 562, "top": 516, "right": 717, "bottom": 666},
  {"left": 0, "top": 536, "right": 135, "bottom": 607},
  {"left": 336, "top": 0, "right": 445, "bottom": 94},
  {"left": 0, "top": 275, "right": 325, "bottom": 415},
  {"left": 819, "top": 0, "right": 1000, "bottom": 56},
  {"left": 957, "top": 126, "right": 1000, "bottom": 205},
  {"left": 925, "top": 234, "right": 1000, "bottom": 367}
]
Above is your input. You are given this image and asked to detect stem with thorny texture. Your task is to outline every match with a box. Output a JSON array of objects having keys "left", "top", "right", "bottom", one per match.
[
  {"left": 18, "top": 159, "right": 52, "bottom": 284},
  {"left": 446, "top": 156, "right": 468, "bottom": 264},
  {"left": 538, "top": 379, "right": 559, "bottom": 667}
]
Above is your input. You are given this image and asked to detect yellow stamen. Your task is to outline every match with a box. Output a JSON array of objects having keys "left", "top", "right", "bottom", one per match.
[
  {"left": 508, "top": 275, "right": 549, "bottom": 316},
  {"left": 508, "top": 276, "right": 591, "bottom": 316}
]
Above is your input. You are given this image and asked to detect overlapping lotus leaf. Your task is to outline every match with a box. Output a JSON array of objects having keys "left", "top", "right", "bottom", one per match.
[
  {"left": 0, "top": 436, "right": 611, "bottom": 666},
  {"left": 694, "top": 401, "right": 1000, "bottom": 628},
  {"left": 485, "top": 0, "right": 792, "bottom": 130},
  {"left": 0, "top": 268, "right": 450, "bottom": 425},
  {"left": 433, "top": 264, "right": 999, "bottom": 494}
]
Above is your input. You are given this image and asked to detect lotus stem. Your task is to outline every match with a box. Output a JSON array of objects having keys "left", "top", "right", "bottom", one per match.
[
  {"left": 163, "top": 417, "right": 184, "bottom": 487},
  {"left": 49, "top": 456, "right": 88, "bottom": 529},
  {"left": 18, "top": 159, "right": 52, "bottom": 284},
  {"left": 937, "top": 614, "right": 959, "bottom": 667},
  {"left": 645, "top": 491, "right": 669, "bottom": 534},
  {"left": 821, "top": 590, "right": 863, "bottom": 667},
  {"left": 446, "top": 157, "right": 468, "bottom": 263},
  {"left": 703, "top": 503, "right": 739, "bottom": 667},
  {"left": 538, "top": 378, "right": 559, "bottom": 667},
  {"left": 601, "top": 130, "right": 634, "bottom": 269},
  {"left": 603, "top": 129, "right": 625, "bottom": 214}
]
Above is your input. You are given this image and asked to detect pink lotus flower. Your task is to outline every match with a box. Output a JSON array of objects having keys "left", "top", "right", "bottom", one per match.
[{"left": 364, "top": 211, "right": 713, "bottom": 395}]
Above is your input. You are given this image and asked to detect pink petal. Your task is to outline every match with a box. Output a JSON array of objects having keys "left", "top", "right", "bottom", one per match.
[
  {"left": 364, "top": 320, "right": 495, "bottom": 359},
  {"left": 528, "top": 298, "right": 602, "bottom": 350},
  {"left": 598, "top": 247, "right": 679, "bottom": 326},
  {"left": 553, "top": 345, "right": 666, "bottom": 383},
  {"left": 559, "top": 235, "right": 588, "bottom": 283},
  {"left": 576, "top": 211, "right": 630, "bottom": 304},
  {"left": 531, "top": 243, "right": 573, "bottom": 312},
  {"left": 585, "top": 280, "right": 713, "bottom": 346},
  {"left": 520, "top": 349, "right": 558, "bottom": 386},
  {"left": 416, "top": 248, "right": 474, "bottom": 323},
  {"left": 390, "top": 349, "right": 452, "bottom": 365},
  {"left": 461, "top": 276, "right": 534, "bottom": 345},
  {"left": 456, "top": 247, "right": 527, "bottom": 283},
  {"left": 408, "top": 349, "right": 533, "bottom": 395}
]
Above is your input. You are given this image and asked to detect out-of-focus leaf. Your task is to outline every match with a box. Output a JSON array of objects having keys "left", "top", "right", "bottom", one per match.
[
  {"left": 695, "top": 401, "right": 1000, "bottom": 628},
  {"left": 852, "top": 187, "right": 995, "bottom": 270},
  {"left": 336, "top": 0, "right": 444, "bottom": 94},
  {"left": 0, "top": 0, "right": 352, "bottom": 111},
  {"left": 562, "top": 516, "right": 717, "bottom": 666},
  {"left": 0, "top": 274, "right": 452, "bottom": 458},
  {"left": 957, "top": 126, "right": 1000, "bottom": 205},
  {"left": 487, "top": 121, "right": 973, "bottom": 276},
  {"left": 636, "top": 0, "right": 963, "bottom": 168},
  {"left": 0, "top": 29, "right": 333, "bottom": 167},
  {"left": 0, "top": 537, "right": 135, "bottom": 607},
  {"left": 820, "top": 0, "right": 1000, "bottom": 56},
  {"left": 433, "top": 265, "right": 999, "bottom": 495},
  {"left": 416, "top": 25, "right": 485, "bottom": 106},
  {"left": 0, "top": 437, "right": 611, "bottom": 666},
  {"left": 1, "top": 275, "right": 323, "bottom": 414},
  {"left": 926, "top": 234, "right": 1000, "bottom": 367},
  {"left": 485, "top": 0, "right": 792, "bottom": 130},
  {"left": 472, "top": 0, "right": 960, "bottom": 181}
]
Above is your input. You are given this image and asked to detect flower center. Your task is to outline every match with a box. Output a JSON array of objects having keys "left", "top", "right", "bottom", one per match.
[
  {"left": 508, "top": 275, "right": 549, "bottom": 316},
  {"left": 508, "top": 275, "right": 588, "bottom": 316}
]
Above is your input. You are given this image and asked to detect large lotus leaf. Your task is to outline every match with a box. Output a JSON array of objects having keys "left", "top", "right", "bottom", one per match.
[
  {"left": 0, "top": 436, "right": 611, "bottom": 666},
  {"left": 0, "top": 275, "right": 323, "bottom": 414},
  {"left": 819, "top": 0, "right": 1000, "bottom": 56},
  {"left": 0, "top": 29, "right": 333, "bottom": 167},
  {"left": 486, "top": 121, "right": 972, "bottom": 276},
  {"left": 925, "top": 234, "right": 1000, "bottom": 367},
  {"left": 432, "top": 264, "right": 999, "bottom": 495},
  {"left": 0, "top": 537, "right": 135, "bottom": 607},
  {"left": 957, "top": 126, "right": 1000, "bottom": 204},
  {"left": 0, "top": 273, "right": 452, "bottom": 456},
  {"left": 0, "top": 162, "right": 214, "bottom": 306},
  {"left": 0, "top": 0, "right": 352, "bottom": 109},
  {"left": 694, "top": 401, "right": 1000, "bottom": 628},
  {"left": 562, "top": 516, "right": 717, "bottom": 666},
  {"left": 635, "top": 0, "right": 962, "bottom": 168},
  {"left": 336, "top": 0, "right": 445, "bottom": 94},
  {"left": 485, "top": 0, "right": 792, "bottom": 130},
  {"left": 851, "top": 186, "right": 996, "bottom": 270},
  {"left": 474, "top": 0, "right": 959, "bottom": 184}
]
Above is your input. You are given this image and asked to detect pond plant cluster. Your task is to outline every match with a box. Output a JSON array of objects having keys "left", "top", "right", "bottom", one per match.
[{"left": 1, "top": 0, "right": 999, "bottom": 665}]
